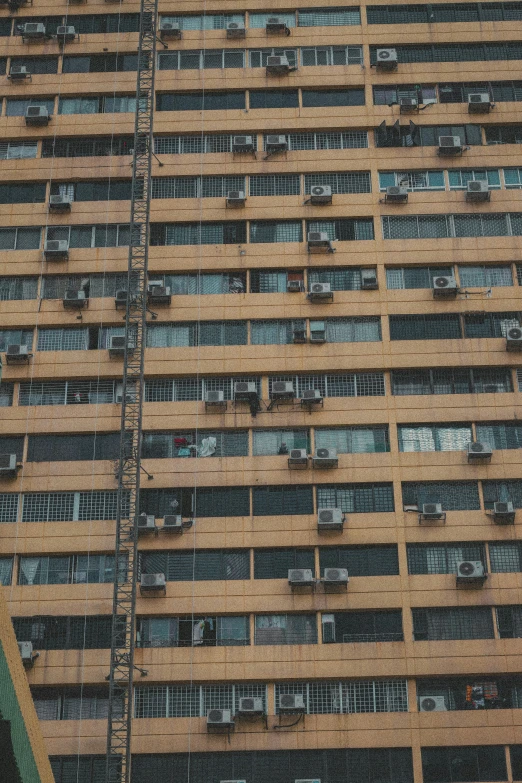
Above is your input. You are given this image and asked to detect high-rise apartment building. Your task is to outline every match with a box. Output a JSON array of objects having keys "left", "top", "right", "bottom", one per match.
[{"left": 2, "top": 0, "right": 522, "bottom": 781}]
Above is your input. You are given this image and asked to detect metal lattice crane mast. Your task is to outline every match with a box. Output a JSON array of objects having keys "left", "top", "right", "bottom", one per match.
[{"left": 105, "top": 1, "right": 158, "bottom": 781}]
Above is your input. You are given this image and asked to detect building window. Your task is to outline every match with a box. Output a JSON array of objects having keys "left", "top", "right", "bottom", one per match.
[
  {"left": 160, "top": 14, "right": 244, "bottom": 30},
  {"left": 32, "top": 687, "right": 118, "bottom": 721},
  {"left": 300, "top": 45, "right": 363, "bottom": 65},
  {"left": 135, "top": 683, "right": 267, "bottom": 719},
  {"left": 146, "top": 321, "right": 247, "bottom": 347},
  {"left": 315, "top": 426, "right": 389, "bottom": 453},
  {"left": 252, "top": 485, "right": 314, "bottom": 516},
  {"left": 0, "top": 181, "right": 44, "bottom": 204},
  {"left": 0, "top": 141, "right": 37, "bottom": 160},
  {"left": 386, "top": 266, "right": 453, "bottom": 289},
  {"left": 140, "top": 487, "right": 250, "bottom": 518},
  {"left": 144, "top": 376, "right": 260, "bottom": 403},
  {"left": 308, "top": 218, "right": 374, "bottom": 241},
  {"left": 298, "top": 8, "right": 361, "bottom": 26},
  {"left": 407, "top": 543, "right": 486, "bottom": 574},
  {"left": 254, "top": 549, "right": 315, "bottom": 579},
  {"left": 137, "top": 616, "right": 249, "bottom": 648},
  {"left": 252, "top": 429, "right": 310, "bottom": 455},
  {"left": 486, "top": 126, "right": 522, "bottom": 145},
  {"left": 475, "top": 422, "right": 522, "bottom": 449},
  {"left": 497, "top": 606, "right": 522, "bottom": 638},
  {"left": 268, "top": 373, "right": 385, "bottom": 398},
  {"left": 140, "top": 550, "right": 250, "bottom": 581},
  {"left": 458, "top": 265, "right": 513, "bottom": 287},
  {"left": 249, "top": 48, "right": 298, "bottom": 68},
  {"left": 152, "top": 175, "right": 245, "bottom": 199},
  {"left": 0, "top": 557, "right": 13, "bottom": 585},
  {"left": 45, "top": 223, "right": 130, "bottom": 248},
  {"left": 302, "top": 88, "right": 365, "bottom": 107},
  {"left": 249, "top": 12, "right": 296, "bottom": 28},
  {"left": 0, "top": 494, "right": 19, "bottom": 523},
  {"left": 251, "top": 319, "right": 305, "bottom": 344},
  {"left": 0, "top": 383, "right": 13, "bottom": 407},
  {"left": 159, "top": 49, "right": 245, "bottom": 70},
  {"left": 0, "top": 226, "right": 41, "bottom": 250},
  {"left": 373, "top": 84, "right": 437, "bottom": 105},
  {"left": 161, "top": 272, "right": 245, "bottom": 294},
  {"left": 464, "top": 311, "right": 520, "bottom": 338},
  {"left": 142, "top": 430, "right": 248, "bottom": 458},
  {"left": 402, "top": 481, "right": 480, "bottom": 510},
  {"left": 249, "top": 174, "right": 301, "bottom": 197},
  {"left": 421, "top": 746, "right": 507, "bottom": 783},
  {"left": 448, "top": 169, "right": 501, "bottom": 189},
  {"left": 6, "top": 98, "right": 54, "bottom": 117},
  {"left": 398, "top": 424, "right": 472, "bottom": 452},
  {"left": 155, "top": 133, "right": 257, "bottom": 155},
  {"left": 489, "top": 542, "right": 522, "bottom": 573},
  {"left": 18, "top": 555, "right": 125, "bottom": 585},
  {"left": 412, "top": 607, "right": 495, "bottom": 641},
  {"left": 379, "top": 171, "right": 444, "bottom": 191},
  {"left": 391, "top": 367, "right": 513, "bottom": 395},
  {"left": 319, "top": 545, "right": 399, "bottom": 576},
  {"left": 250, "top": 221, "right": 303, "bottom": 243},
  {"left": 12, "top": 615, "right": 118, "bottom": 650},
  {"left": 151, "top": 221, "right": 246, "bottom": 245},
  {"left": 157, "top": 92, "right": 246, "bottom": 111},
  {"left": 37, "top": 328, "right": 90, "bottom": 352},
  {"left": 305, "top": 172, "right": 371, "bottom": 194},
  {"left": 20, "top": 491, "right": 125, "bottom": 523},
  {"left": 67, "top": 13, "right": 141, "bottom": 34},
  {"left": 370, "top": 42, "right": 522, "bottom": 65},
  {"left": 323, "top": 610, "right": 403, "bottom": 643},
  {"left": 0, "top": 277, "right": 38, "bottom": 300},
  {"left": 275, "top": 679, "right": 407, "bottom": 714},
  {"left": 417, "top": 677, "right": 521, "bottom": 711},
  {"left": 255, "top": 615, "right": 317, "bottom": 645},
  {"left": 26, "top": 433, "right": 120, "bottom": 462},
  {"left": 50, "top": 756, "right": 116, "bottom": 783},
  {"left": 18, "top": 380, "right": 118, "bottom": 406},
  {"left": 308, "top": 267, "right": 366, "bottom": 290},
  {"left": 42, "top": 137, "right": 133, "bottom": 158},
  {"left": 376, "top": 123, "right": 481, "bottom": 148},
  {"left": 389, "top": 314, "right": 462, "bottom": 340},
  {"left": 317, "top": 483, "right": 394, "bottom": 513},
  {"left": 283, "top": 130, "right": 369, "bottom": 150},
  {"left": 482, "top": 480, "right": 522, "bottom": 509},
  {"left": 0, "top": 329, "right": 33, "bottom": 352}
]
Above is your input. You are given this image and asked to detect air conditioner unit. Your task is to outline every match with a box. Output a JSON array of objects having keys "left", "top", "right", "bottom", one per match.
[
  {"left": 466, "top": 180, "right": 490, "bottom": 202},
  {"left": 309, "top": 321, "right": 326, "bottom": 343},
  {"left": 234, "top": 381, "right": 258, "bottom": 400},
  {"left": 63, "top": 289, "right": 87, "bottom": 309},
  {"left": 226, "top": 190, "right": 246, "bottom": 206},
  {"left": 205, "top": 390, "right": 226, "bottom": 405},
  {"left": 312, "top": 448, "right": 338, "bottom": 468},
  {"left": 432, "top": 275, "right": 458, "bottom": 298},
  {"left": 159, "top": 22, "right": 182, "bottom": 38},
  {"left": 108, "top": 335, "right": 132, "bottom": 357},
  {"left": 385, "top": 185, "right": 408, "bottom": 203},
  {"left": 361, "top": 268, "right": 378, "bottom": 289},
  {"left": 421, "top": 502, "right": 444, "bottom": 520},
  {"left": 207, "top": 709, "right": 234, "bottom": 730},
  {"left": 456, "top": 560, "right": 486, "bottom": 585},
  {"left": 17, "top": 641, "right": 35, "bottom": 665},
  {"left": 44, "top": 240, "right": 68, "bottom": 260},
  {"left": 279, "top": 693, "right": 305, "bottom": 712},
  {"left": 376, "top": 48, "right": 398, "bottom": 69},
  {"left": 307, "top": 231, "right": 333, "bottom": 253},
  {"left": 25, "top": 106, "right": 50, "bottom": 126},
  {"left": 288, "top": 448, "right": 308, "bottom": 468},
  {"left": 492, "top": 501, "right": 515, "bottom": 524},
  {"left": 309, "top": 185, "right": 332, "bottom": 205},
  {"left": 287, "top": 279, "right": 304, "bottom": 292},
  {"left": 272, "top": 380, "right": 295, "bottom": 398},
  {"left": 323, "top": 567, "right": 348, "bottom": 586},
  {"left": 0, "top": 454, "right": 19, "bottom": 478},
  {"left": 266, "top": 55, "right": 292, "bottom": 74},
  {"left": 147, "top": 282, "right": 171, "bottom": 304},
  {"left": 399, "top": 96, "right": 418, "bottom": 111},
  {"left": 140, "top": 573, "right": 166, "bottom": 594},
  {"left": 22, "top": 22, "right": 46, "bottom": 38},
  {"left": 506, "top": 326, "right": 522, "bottom": 351},
  {"left": 9, "top": 65, "right": 30, "bottom": 79},
  {"left": 467, "top": 441, "right": 492, "bottom": 462},
  {"left": 226, "top": 21, "right": 246, "bottom": 38},
  {"left": 419, "top": 696, "right": 447, "bottom": 712},
  {"left": 266, "top": 16, "right": 288, "bottom": 32},
  {"left": 288, "top": 568, "right": 315, "bottom": 587},
  {"left": 468, "top": 93, "right": 491, "bottom": 113},
  {"left": 266, "top": 134, "right": 287, "bottom": 153},
  {"left": 301, "top": 388, "right": 323, "bottom": 405},
  {"left": 162, "top": 515, "right": 183, "bottom": 531},
  {"left": 49, "top": 194, "right": 72, "bottom": 211},
  {"left": 115, "top": 289, "right": 129, "bottom": 308},
  {"left": 56, "top": 25, "right": 76, "bottom": 41},
  {"left": 238, "top": 696, "right": 264, "bottom": 715},
  {"left": 232, "top": 135, "right": 254, "bottom": 152},
  {"left": 137, "top": 513, "right": 156, "bottom": 532},
  {"left": 293, "top": 326, "right": 307, "bottom": 343},
  {"left": 438, "top": 135, "right": 463, "bottom": 155},
  {"left": 5, "top": 344, "right": 30, "bottom": 364},
  {"left": 308, "top": 282, "right": 333, "bottom": 301}
]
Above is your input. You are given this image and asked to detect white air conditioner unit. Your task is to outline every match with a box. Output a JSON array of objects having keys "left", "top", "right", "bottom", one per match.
[
  {"left": 506, "top": 326, "right": 522, "bottom": 350},
  {"left": 307, "top": 232, "right": 333, "bottom": 253},
  {"left": 288, "top": 568, "right": 315, "bottom": 587},
  {"left": 361, "top": 268, "right": 378, "bottom": 289},
  {"left": 288, "top": 448, "right": 308, "bottom": 468},
  {"left": 159, "top": 22, "right": 182, "bottom": 38},
  {"left": 421, "top": 502, "right": 444, "bottom": 520},
  {"left": 232, "top": 135, "right": 254, "bottom": 152},
  {"left": 226, "top": 190, "right": 246, "bottom": 206},
  {"left": 205, "top": 390, "right": 226, "bottom": 405},
  {"left": 207, "top": 709, "right": 234, "bottom": 729},
  {"left": 147, "top": 282, "right": 171, "bottom": 304},
  {"left": 49, "top": 194, "right": 72, "bottom": 211},
  {"left": 266, "top": 55, "right": 292, "bottom": 74},
  {"left": 22, "top": 22, "right": 46, "bottom": 38},
  {"left": 9, "top": 65, "right": 30, "bottom": 79},
  {"left": 162, "top": 515, "right": 182, "bottom": 531},
  {"left": 25, "top": 106, "right": 50, "bottom": 126},
  {"left": 312, "top": 448, "right": 338, "bottom": 468},
  {"left": 468, "top": 93, "right": 491, "bottom": 113},
  {"left": 376, "top": 48, "right": 398, "bottom": 69},
  {"left": 266, "top": 134, "right": 287, "bottom": 152},
  {"left": 226, "top": 21, "right": 246, "bottom": 38},
  {"left": 56, "top": 25, "right": 76, "bottom": 41},
  {"left": 272, "top": 380, "right": 295, "bottom": 398},
  {"left": 5, "top": 344, "right": 30, "bottom": 364},
  {"left": 234, "top": 381, "right": 258, "bottom": 400},
  {"left": 308, "top": 282, "right": 333, "bottom": 300},
  {"left": 438, "top": 135, "right": 463, "bottom": 155},
  {"left": 399, "top": 96, "right": 418, "bottom": 111},
  {"left": 309, "top": 321, "right": 326, "bottom": 343},
  {"left": 456, "top": 560, "right": 486, "bottom": 585},
  {"left": 17, "top": 641, "right": 35, "bottom": 665},
  {"left": 385, "top": 185, "right": 408, "bottom": 203},
  {"left": 432, "top": 275, "right": 458, "bottom": 298},
  {"left": 466, "top": 180, "right": 490, "bottom": 202},
  {"left": 137, "top": 513, "right": 156, "bottom": 532},
  {"left": 309, "top": 185, "right": 332, "bottom": 205},
  {"left": 279, "top": 693, "right": 305, "bottom": 712},
  {"left": 301, "top": 388, "right": 323, "bottom": 404},
  {"left": 108, "top": 335, "right": 132, "bottom": 357},
  {"left": 467, "top": 441, "right": 492, "bottom": 462},
  {"left": 287, "top": 279, "right": 304, "bottom": 292},
  {"left": 0, "top": 454, "right": 19, "bottom": 477},
  {"left": 419, "top": 696, "right": 447, "bottom": 712},
  {"left": 493, "top": 501, "right": 515, "bottom": 523},
  {"left": 63, "top": 289, "right": 87, "bottom": 309},
  {"left": 140, "top": 573, "right": 166, "bottom": 594},
  {"left": 266, "top": 16, "right": 288, "bottom": 32},
  {"left": 323, "top": 567, "right": 348, "bottom": 586},
  {"left": 44, "top": 240, "right": 69, "bottom": 260},
  {"left": 237, "top": 697, "right": 264, "bottom": 715}
]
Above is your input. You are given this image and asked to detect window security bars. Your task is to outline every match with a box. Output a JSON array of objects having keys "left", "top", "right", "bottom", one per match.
[
  {"left": 402, "top": 481, "right": 481, "bottom": 510},
  {"left": 135, "top": 684, "right": 267, "bottom": 718},
  {"left": 268, "top": 373, "right": 386, "bottom": 398},
  {"left": 145, "top": 377, "right": 261, "bottom": 402},
  {"left": 398, "top": 424, "right": 472, "bottom": 452},
  {"left": 275, "top": 680, "right": 408, "bottom": 714},
  {"left": 407, "top": 543, "right": 486, "bottom": 574},
  {"left": 18, "top": 380, "right": 118, "bottom": 406},
  {"left": 266, "top": 131, "right": 368, "bottom": 151},
  {"left": 412, "top": 607, "right": 495, "bottom": 640},
  {"left": 152, "top": 175, "right": 245, "bottom": 199},
  {"left": 391, "top": 367, "right": 513, "bottom": 395},
  {"left": 155, "top": 134, "right": 258, "bottom": 154},
  {"left": 382, "top": 213, "right": 522, "bottom": 239}
]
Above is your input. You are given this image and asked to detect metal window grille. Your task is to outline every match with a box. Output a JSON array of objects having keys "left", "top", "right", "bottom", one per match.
[
  {"left": 267, "top": 373, "right": 385, "bottom": 398},
  {"left": 489, "top": 542, "right": 522, "bottom": 573},
  {"left": 12, "top": 615, "right": 116, "bottom": 650},
  {"left": 0, "top": 277, "right": 38, "bottom": 301},
  {"left": 482, "top": 479, "right": 522, "bottom": 509},
  {"left": 0, "top": 141, "right": 38, "bottom": 160},
  {"left": 407, "top": 543, "right": 486, "bottom": 574},
  {"left": 324, "top": 317, "right": 381, "bottom": 343},
  {"left": 0, "top": 383, "right": 14, "bottom": 407},
  {"left": 382, "top": 215, "right": 451, "bottom": 240},
  {"left": 319, "top": 545, "right": 399, "bottom": 576},
  {"left": 158, "top": 49, "right": 246, "bottom": 71},
  {"left": 160, "top": 14, "right": 244, "bottom": 30},
  {"left": 317, "top": 483, "right": 395, "bottom": 513},
  {"left": 249, "top": 48, "right": 298, "bottom": 68},
  {"left": 142, "top": 431, "right": 248, "bottom": 458},
  {"left": 249, "top": 12, "right": 296, "bottom": 28},
  {"left": 144, "top": 376, "right": 260, "bottom": 402},
  {"left": 22, "top": 493, "right": 75, "bottom": 522},
  {"left": 304, "top": 172, "right": 371, "bottom": 194},
  {"left": 249, "top": 174, "right": 300, "bottom": 197},
  {"left": 251, "top": 320, "right": 305, "bottom": 345},
  {"left": 458, "top": 265, "right": 513, "bottom": 287},
  {"left": 389, "top": 314, "right": 462, "bottom": 341},
  {"left": 152, "top": 175, "right": 245, "bottom": 199},
  {"left": 284, "top": 131, "right": 368, "bottom": 151},
  {"left": 250, "top": 221, "right": 302, "bottom": 243},
  {"left": 18, "top": 380, "right": 116, "bottom": 406},
  {"left": 154, "top": 134, "right": 257, "bottom": 154},
  {"left": 315, "top": 427, "right": 389, "bottom": 454},
  {"left": 0, "top": 329, "right": 33, "bottom": 352},
  {"left": 298, "top": 8, "right": 361, "bottom": 26},
  {"left": 308, "top": 218, "right": 374, "bottom": 241},
  {"left": 398, "top": 424, "right": 472, "bottom": 452},
  {"left": 37, "top": 328, "right": 89, "bottom": 352},
  {"left": 475, "top": 422, "right": 522, "bottom": 450},
  {"left": 78, "top": 491, "right": 124, "bottom": 521},
  {"left": 254, "top": 614, "right": 318, "bottom": 645},
  {"left": 412, "top": 607, "right": 495, "bottom": 640},
  {"left": 300, "top": 45, "right": 363, "bottom": 66},
  {"left": 518, "top": 369, "right": 522, "bottom": 390},
  {"left": 464, "top": 311, "right": 520, "bottom": 338},
  {"left": 0, "top": 494, "right": 19, "bottom": 523},
  {"left": 308, "top": 268, "right": 363, "bottom": 290},
  {"left": 386, "top": 266, "right": 453, "bottom": 290},
  {"left": 0, "top": 557, "right": 13, "bottom": 585},
  {"left": 402, "top": 481, "right": 481, "bottom": 510}
]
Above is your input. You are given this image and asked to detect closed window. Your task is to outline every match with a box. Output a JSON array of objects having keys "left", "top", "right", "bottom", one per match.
[
  {"left": 249, "top": 12, "right": 296, "bottom": 28},
  {"left": 18, "top": 554, "right": 124, "bottom": 585},
  {"left": 373, "top": 85, "right": 437, "bottom": 106},
  {"left": 157, "top": 92, "right": 245, "bottom": 111},
  {"left": 255, "top": 614, "right": 317, "bottom": 645},
  {"left": 0, "top": 383, "right": 13, "bottom": 407},
  {"left": 12, "top": 615, "right": 118, "bottom": 650},
  {"left": 27, "top": 433, "right": 121, "bottom": 462},
  {"left": 67, "top": 14, "right": 141, "bottom": 34},
  {"left": 146, "top": 321, "right": 247, "bottom": 347},
  {"left": 320, "top": 545, "right": 399, "bottom": 576},
  {"left": 391, "top": 367, "right": 513, "bottom": 395},
  {"left": 298, "top": 8, "right": 361, "bottom": 26},
  {"left": 482, "top": 479, "right": 522, "bottom": 509},
  {"left": 252, "top": 485, "right": 314, "bottom": 515},
  {"left": 6, "top": 99, "right": 54, "bottom": 117},
  {"left": 448, "top": 169, "right": 501, "bottom": 189},
  {"left": 300, "top": 45, "right": 363, "bottom": 65},
  {"left": 249, "top": 89, "right": 299, "bottom": 109},
  {"left": 250, "top": 221, "right": 302, "bottom": 243},
  {"left": 276, "top": 679, "right": 407, "bottom": 715},
  {"left": 412, "top": 607, "right": 494, "bottom": 640},
  {"left": 45, "top": 224, "right": 130, "bottom": 248},
  {"left": 135, "top": 683, "right": 266, "bottom": 719},
  {"left": 254, "top": 549, "right": 314, "bottom": 579},
  {"left": 251, "top": 319, "right": 305, "bottom": 344},
  {"left": 317, "top": 483, "right": 394, "bottom": 513},
  {"left": 407, "top": 543, "right": 486, "bottom": 574},
  {"left": 285, "top": 130, "right": 368, "bottom": 150},
  {"left": 249, "top": 48, "right": 297, "bottom": 68},
  {"left": 159, "top": 49, "right": 245, "bottom": 70},
  {"left": 0, "top": 436, "right": 23, "bottom": 460},
  {"left": 18, "top": 380, "right": 117, "bottom": 407},
  {"left": 160, "top": 14, "right": 244, "bottom": 30},
  {"left": 370, "top": 42, "right": 522, "bottom": 65},
  {"left": 389, "top": 314, "right": 462, "bottom": 340},
  {"left": 152, "top": 175, "right": 245, "bottom": 199},
  {"left": 51, "top": 181, "right": 132, "bottom": 202},
  {"left": 0, "top": 329, "right": 33, "bottom": 352},
  {"left": 51, "top": 756, "right": 114, "bottom": 783},
  {"left": 386, "top": 266, "right": 453, "bottom": 289},
  {"left": 33, "top": 687, "right": 117, "bottom": 721},
  {"left": 0, "top": 141, "right": 37, "bottom": 160},
  {"left": 463, "top": 311, "right": 519, "bottom": 338},
  {"left": 10, "top": 55, "right": 58, "bottom": 74},
  {"left": 0, "top": 227, "right": 41, "bottom": 250},
  {"left": 305, "top": 172, "right": 371, "bottom": 194},
  {"left": 308, "top": 268, "right": 365, "bottom": 290},
  {"left": 152, "top": 222, "right": 246, "bottom": 245},
  {"left": 0, "top": 557, "right": 12, "bottom": 585},
  {"left": 402, "top": 481, "right": 480, "bottom": 510},
  {"left": 21, "top": 491, "right": 125, "bottom": 522},
  {"left": 0, "top": 493, "right": 19, "bottom": 523},
  {"left": 163, "top": 272, "right": 245, "bottom": 294},
  {"left": 249, "top": 174, "right": 300, "bottom": 197},
  {"left": 137, "top": 615, "right": 249, "bottom": 648},
  {"left": 268, "top": 373, "right": 385, "bottom": 398},
  {"left": 307, "top": 218, "right": 374, "bottom": 241},
  {"left": 140, "top": 550, "right": 250, "bottom": 581},
  {"left": 476, "top": 422, "right": 522, "bottom": 449},
  {"left": 302, "top": 88, "right": 365, "bottom": 107},
  {"left": 250, "top": 269, "right": 299, "bottom": 293},
  {"left": 422, "top": 746, "right": 507, "bottom": 783},
  {"left": 315, "top": 427, "right": 389, "bottom": 453},
  {"left": 504, "top": 167, "right": 522, "bottom": 187},
  {"left": 323, "top": 317, "right": 381, "bottom": 342},
  {"left": 37, "top": 328, "right": 90, "bottom": 352},
  {"left": 252, "top": 429, "right": 310, "bottom": 455},
  {"left": 145, "top": 376, "right": 260, "bottom": 403},
  {"left": 324, "top": 610, "right": 403, "bottom": 643},
  {"left": 376, "top": 123, "right": 481, "bottom": 149},
  {"left": 379, "top": 170, "right": 444, "bottom": 191},
  {"left": 63, "top": 54, "right": 139, "bottom": 73},
  {"left": 155, "top": 133, "right": 257, "bottom": 155},
  {"left": 458, "top": 265, "right": 512, "bottom": 287},
  {"left": 42, "top": 137, "right": 133, "bottom": 158},
  {"left": 142, "top": 431, "right": 248, "bottom": 458},
  {"left": 489, "top": 542, "right": 522, "bottom": 573},
  {"left": 497, "top": 606, "right": 522, "bottom": 637},
  {"left": 0, "top": 277, "right": 38, "bottom": 300},
  {"left": 398, "top": 424, "right": 472, "bottom": 452},
  {"left": 486, "top": 126, "right": 522, "bottom": 145},
  {"left": 140, "top": 487, "right": 250, "bottom": 518}
]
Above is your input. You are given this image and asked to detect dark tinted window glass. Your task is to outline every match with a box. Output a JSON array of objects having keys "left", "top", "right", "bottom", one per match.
[
  {"left": 157, "top": 92, "right": 245, "bottom": 111},
  {"left": 252, "top": 485, "right": 314, "bottom": 515},
  {"left": 249, "top": 90, "right": 299, "bottom": 109},
  {"left": 301, "top": 89, "right": 365, "bottom": 107},
  {"left": 422, "top": 746, "right": 507, "bottom": 783},
  {"left": 27, "top": 433, "right": 121, "bottom": 462},
  {"left": 254, "top": 549, "right": 315, "bottom": 578},
  {"left": 319, "top": 545, "right": 399, "bottom": 576}
]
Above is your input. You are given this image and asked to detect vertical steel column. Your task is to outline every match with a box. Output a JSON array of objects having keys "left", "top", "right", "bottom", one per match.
[{"left": 105, "top": 2, "right": 158, "bottom": 781}]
